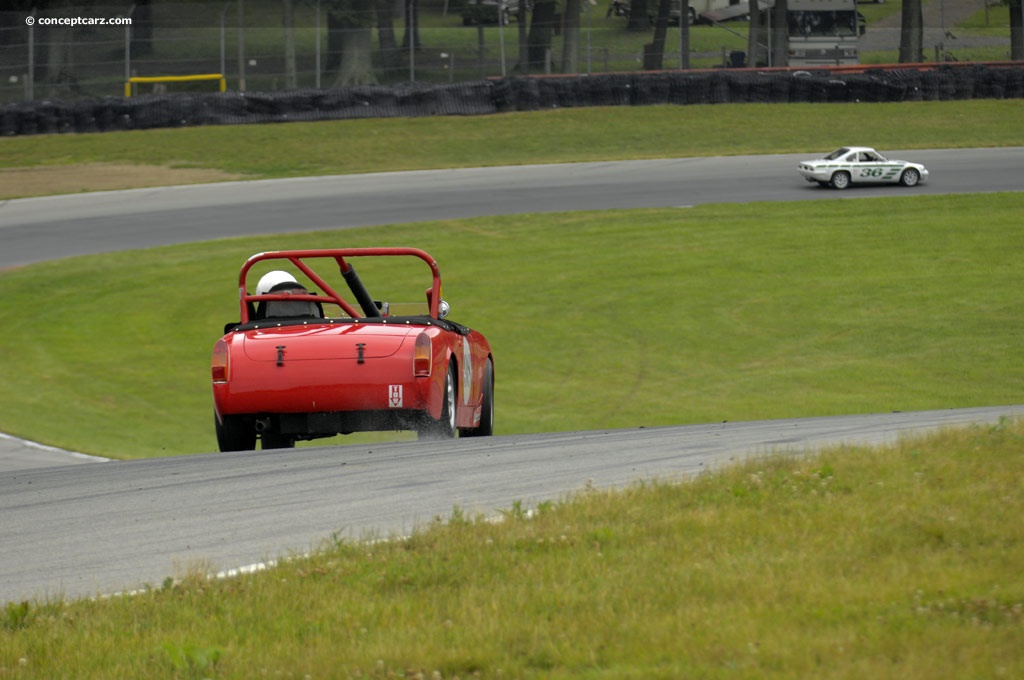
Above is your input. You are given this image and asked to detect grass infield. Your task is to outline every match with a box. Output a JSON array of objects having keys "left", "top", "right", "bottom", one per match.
[
  {"left": 0, "top": 193, "right": 1021, "bottom": 457},
  {"left": 0, "top": 103, "right": 1022, "bottom": 677}
]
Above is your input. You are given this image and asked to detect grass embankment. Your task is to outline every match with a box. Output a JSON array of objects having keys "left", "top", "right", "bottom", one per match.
[
  {"left": 0, "top": 100, "right": 1022, "bottom": 198},
  {"left": 0, "top": 98, "right": 1021, "bottom": 677},
  {"left": 3, "top": 420, "right": 1023, "bottom": 678},
  {"left": 1, "top": 193, "right": 1022, "bottom": 457}
]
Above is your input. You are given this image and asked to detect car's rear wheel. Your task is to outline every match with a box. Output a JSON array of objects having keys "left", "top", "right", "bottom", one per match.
[
  {"left": 215, "top": 413, "right": 256, "bottom": 452},
  {"left": 419, "top": 363, "right": 457, "bottom": 440},
  {"left": 899, "top": 168, "right": 920, "bottom": 187},
  {"left": 830, "top": 171, "right": 851, "bottom": 189},
  {"left": 462, "top": 358, "right": 494, "bottom": 438}
]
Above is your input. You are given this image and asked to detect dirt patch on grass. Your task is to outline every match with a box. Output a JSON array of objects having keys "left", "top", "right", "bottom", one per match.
[{"left": 0, "top": 163, "right": 247, "bottom": 200}]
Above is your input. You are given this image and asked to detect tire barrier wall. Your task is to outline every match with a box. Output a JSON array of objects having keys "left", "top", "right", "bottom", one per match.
[{"left": 3, "top": 64, "right": 1022, "bottom": 137}]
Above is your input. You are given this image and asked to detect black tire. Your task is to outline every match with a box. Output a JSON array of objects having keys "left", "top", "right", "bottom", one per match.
[
  {"left": 461, "top": 358, "right": 494, "bottom": 437},
  {"left": 215, "top": 413, "right": 256, "bottom": 452},
  {"left": 899, "top": 168, "right": 920, "bottom": 187},
  {"left": 419, "top": 363, "right": 457, "bottom": 440},
  {"left": 830, "top": 171, "right": 851, "bottom": 189}
]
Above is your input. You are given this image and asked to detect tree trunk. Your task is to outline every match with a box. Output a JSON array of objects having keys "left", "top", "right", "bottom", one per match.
[
  {"left": 45, "top": 24, "right": 72, "bottom": 97},
  {"left": 131, "top": 0, "right": 153, "bottom": 56},
  {"left": 332, "top": 27, "right": 378, "bottom": 85},
  {"left": 402, "top": 0, "right": 421, "bottom": 51},
  {"left": 377, "top": 0, "right": 402, "bottom": 75},
  {"left": 898, "top": 0, "right": 923, "bottom": 63},
  {"left": 643, "top": 0, "right": 672, "bottom": 70},
  {"left": 527, "top": 0, "right": 557, "bottom": 72},
  {"left": 746, "top": 0, "right": 761, "bottom": 66},
  {"left": 679, "top": 0, "right": 690, "bottom": 68},
  {"left": 627, "top": 0, "right": 650, "bottom": 31},
  {"left": 283, "top": 0, "right": 297, "bottom": 89},
  {"left": 1011, "top": 0, "right": 1024, "bottom": 61},
  {"left": 327, "top": 0, "right": 378, "bottom": 87},
  {"left": 517, "top": 0, "right": 530, "bottom": 73},
  {"left": 561, "top": 0, "right": 580, "bottom": 73},
  {"left": 771, "top": 0, "right": 787, "bottom": 67},
  {"left": 326, "top": 11, "right": 343, "bottom": 73}
]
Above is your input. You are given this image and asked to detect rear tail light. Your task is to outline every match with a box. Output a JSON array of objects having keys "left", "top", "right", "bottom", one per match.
[
  {"left": 413, "top": 332, "right": 431, "bottom": 377},
  {"left": 212, "top": 339, "right": 230, "bottom": 383}
]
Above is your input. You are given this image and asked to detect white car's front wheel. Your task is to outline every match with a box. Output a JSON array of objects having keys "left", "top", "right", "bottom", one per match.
[
  {"left": 830, "top": 171, "right": 851, "bottom": 190},
  {"left": 900, "top": 168, "right": 920, "bottom": 187}
]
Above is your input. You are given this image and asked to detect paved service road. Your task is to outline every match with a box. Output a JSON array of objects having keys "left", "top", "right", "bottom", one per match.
[{"left": 3, "top": 406, "right": 1022, "bottom": 604}]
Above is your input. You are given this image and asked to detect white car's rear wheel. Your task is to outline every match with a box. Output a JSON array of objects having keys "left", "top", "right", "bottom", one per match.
[
  {"left": 830, "top": 171, "right": 851, "bottom": 189},
  {"left": 900, "top": 168, "right": 920, "bottom": 187}
]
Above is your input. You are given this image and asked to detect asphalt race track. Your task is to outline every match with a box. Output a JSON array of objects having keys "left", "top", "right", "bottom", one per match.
[
  {"left": 2, "top": 150, "right": 1022, "bottom": 604},
  {"left": 2, "top": 148, "right": 1023, "bottom": 269},
  {"left": 4, "top": 407, "right": 1024, "bottom": 604}
]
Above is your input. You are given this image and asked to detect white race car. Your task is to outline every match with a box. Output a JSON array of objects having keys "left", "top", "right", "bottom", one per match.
[{"left": 798, "top": 147, "right": 929, "bottom": 189}]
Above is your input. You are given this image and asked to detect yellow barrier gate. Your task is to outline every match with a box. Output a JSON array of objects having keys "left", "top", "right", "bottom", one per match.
[{"left": 125, "top": 74, "right": 227, "bottom": 97}]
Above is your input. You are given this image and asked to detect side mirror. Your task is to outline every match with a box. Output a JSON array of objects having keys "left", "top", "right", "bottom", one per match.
[{"left": 438, "top": 300, "right": 450, "bottom": 320}]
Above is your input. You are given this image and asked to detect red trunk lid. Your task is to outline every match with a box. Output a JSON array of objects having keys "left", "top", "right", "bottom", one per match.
[{"left": 240, "top": 323, "right": 415, "bottom": 362}]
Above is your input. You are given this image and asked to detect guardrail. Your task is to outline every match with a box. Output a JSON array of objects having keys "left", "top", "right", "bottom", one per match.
[{"left": 124, "top": 73, "right": 227, "bottom": 97}]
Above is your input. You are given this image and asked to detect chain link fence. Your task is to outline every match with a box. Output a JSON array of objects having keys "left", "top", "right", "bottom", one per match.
[
  {"left": 2, "top": 1, "right": 1015, "bottom": 106},
  {"left": 0, "top": 1, "right": 720, "bottom": 105}
]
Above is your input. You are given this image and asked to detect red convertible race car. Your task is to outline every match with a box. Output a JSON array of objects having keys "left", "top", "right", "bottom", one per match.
[{"left": 211, "top": 248, "right": 494, "bottom": 451}]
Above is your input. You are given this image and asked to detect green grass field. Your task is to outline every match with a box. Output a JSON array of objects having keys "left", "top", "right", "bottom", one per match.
[
  {"left": 2, "top": 193, "right": 1023, "bottom": 458},
  {"left": 1, "top": 102, "right": 1022, "bottom": 677},
  {"left": 0, "top": 101, "right": 1022, "bottom": 457},
  {"left": 1, "top": 101, "right": 1022, "bottom": 194}
]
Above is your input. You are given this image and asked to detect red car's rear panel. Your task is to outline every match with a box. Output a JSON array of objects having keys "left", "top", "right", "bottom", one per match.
[
  {"left": 210, "top": 248, "right": 493, "bottom": 450},
  {"left": 216, "top": 323, "right": 433, "bottom": 416}
]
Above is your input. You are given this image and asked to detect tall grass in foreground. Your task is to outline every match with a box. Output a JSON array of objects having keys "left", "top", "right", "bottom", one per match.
[{"left": 3, "top": 419, "right": 1022, "bottom": 678}]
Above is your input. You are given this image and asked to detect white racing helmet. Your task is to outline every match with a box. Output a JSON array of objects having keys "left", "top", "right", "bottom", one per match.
[{"left": 256, "top": 270, "right": 298, "bottom": 295}]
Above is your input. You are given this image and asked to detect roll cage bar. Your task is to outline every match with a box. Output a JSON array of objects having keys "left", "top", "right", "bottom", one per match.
[{"left": 237, "top": 248, "right": 443, "bottom": 324}]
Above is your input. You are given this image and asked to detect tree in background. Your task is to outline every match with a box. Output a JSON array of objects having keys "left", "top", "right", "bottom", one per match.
[
  {"left": 402, "top": 0, "right": 422, "bottom": 53},
  {"left": 680, "top": 0, "right": 690, "bottom": 68},
  {"left": 746, "top": 0, "right": 765, "bottom": 66},
  {"left": 898, "top": 0, "right": 923, "bottom": 62},
  {"left": 526, "top": 0, "right": 557, "bottom": 71},
  {"left": 561, "top": 0, "right": 581, "bottom": 73},
  {"left": 770, "top": 0, "right": 787, "bottom": 68},
  {"left": 326, "top": 0, "right": 378, "bottom": 85},
  {"left": 375, "top": 0, "right": 402, "bottom": 76},
  {"left": 516, "top": 0, "right": 530, "bottom": 72},
  {"left": 643, "top": 0, "right": 673, "bottom": 70},
  {"left": 132, "top": 0, "right": 154, "bottom": 56},
  {"left": 627, "top": 0, "right": 649, "bottom": 30},
  {"left": 282, "top": 0, "right": 297, "bottom": 88},
  {"left": 1011, "top": 0, "right": 1023, "bottom": 60}
]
